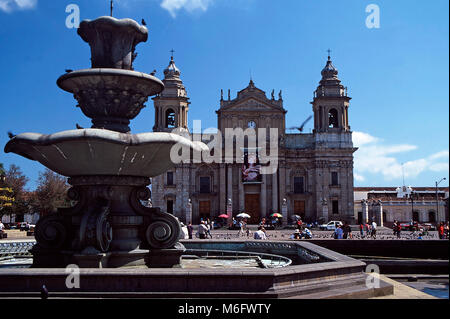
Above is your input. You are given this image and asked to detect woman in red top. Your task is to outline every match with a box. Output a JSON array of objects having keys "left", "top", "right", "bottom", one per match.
[{"left": 438, "top": 222, "right": 445, "bottom": 239}]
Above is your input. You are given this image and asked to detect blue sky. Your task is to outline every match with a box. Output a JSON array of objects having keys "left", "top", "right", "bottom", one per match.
[{"left": 0, "top": 0, "right": 448, "bottom": 190}]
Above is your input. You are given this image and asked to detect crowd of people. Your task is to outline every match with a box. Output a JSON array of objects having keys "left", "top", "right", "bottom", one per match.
[{"left": 180, "top": 217, "right": 450, "bottom": 241}]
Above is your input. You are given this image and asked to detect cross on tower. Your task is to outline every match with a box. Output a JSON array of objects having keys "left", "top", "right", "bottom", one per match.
[
  {"left": 327, "top": 49, "right": 332, "bottom": 59},
  {"left": 170, "top": 49, "right": 175, "bottom": 60}
]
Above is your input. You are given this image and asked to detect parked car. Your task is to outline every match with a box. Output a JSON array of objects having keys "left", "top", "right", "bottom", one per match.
[
  {"left": 400, "top": 222, "right": 419, "bottom": 231},
  {"left": 418, "top": 223, "right": 436, "bottom": 231},
  {"left": 319, "top": 221, "right": 343, "bottom": 231},
  {"left": 19, "top": 222, "right": 29, "bottom": 231}
]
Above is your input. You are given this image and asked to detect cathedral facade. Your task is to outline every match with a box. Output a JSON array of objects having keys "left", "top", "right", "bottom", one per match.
[{"left": 151, "top": 54, "right": 357, "bottom": 225}]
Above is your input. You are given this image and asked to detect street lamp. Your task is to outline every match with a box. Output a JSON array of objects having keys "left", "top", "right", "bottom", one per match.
[{"left": 436, "top": 178, "right": 446, "bottom": 222}]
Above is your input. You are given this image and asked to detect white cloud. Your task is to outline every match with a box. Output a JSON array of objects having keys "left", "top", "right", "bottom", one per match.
[
  {"left": 161, "top": 0, "right": 213, "bottom": 18},
  {"left": 0, "top": 0, "right": 36, "bottom": 12},
  {"left": 353, "top": 131, "right": 449, "bottom": 182},
  {"left": 352, "top": 131, "right": 379, "bottom": 147}
]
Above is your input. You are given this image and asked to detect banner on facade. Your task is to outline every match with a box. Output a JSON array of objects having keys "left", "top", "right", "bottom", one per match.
[{"left": 242, "top": 152, "right": 262, "bottom": 183}]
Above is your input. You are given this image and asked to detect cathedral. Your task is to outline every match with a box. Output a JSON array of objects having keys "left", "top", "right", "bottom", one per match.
[{"left": 151, "top": 54, "right": 357, "bottom": 225}]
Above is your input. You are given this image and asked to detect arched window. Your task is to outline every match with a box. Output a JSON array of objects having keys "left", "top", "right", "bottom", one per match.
[
  {"left": 328, "top": 109, "right": 339, "bottom": 128},
  {"left": 165, "top": 109, "right": 176, "bottom": 128}
]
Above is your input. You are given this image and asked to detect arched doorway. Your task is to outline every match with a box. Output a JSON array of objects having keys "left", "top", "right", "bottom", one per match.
[{"left": 428, "top": 211, "right": 436, "bottom": 223}]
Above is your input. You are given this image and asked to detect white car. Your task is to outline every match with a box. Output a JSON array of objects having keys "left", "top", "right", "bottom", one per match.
[{"left": 319, "top": 221, "right": 343, "bottom": 231}]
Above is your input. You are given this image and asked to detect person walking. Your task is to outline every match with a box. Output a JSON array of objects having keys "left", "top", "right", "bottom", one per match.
[
  {"left": 366, "top": 222, "right": 371, "bottom": 238},
  {"left": 394, "top": 220, "right": 401, "bottom": 239},
  {"left": 343, "top": 222, "right": 349, "bottom": 239},
  {"left": 359, "top": 223, "right": 365, "bottom": 238},
  {"left": 206, "top": 220, "right": 213, "bottom": 239},
  {"left": 237, "top": 220, "right": 245, "bottom": 237},
  {"left": 438, "top": 222, "right": 445, "bottom": 240},
  {"left": 187, "top": 222, "right": 193, "bottom": 239},
  {"left": 334, "top": 225, "right": 343, "bottom": 239},
  {"left": 371, "top": 221, "right": 377, "bottom": 239}
]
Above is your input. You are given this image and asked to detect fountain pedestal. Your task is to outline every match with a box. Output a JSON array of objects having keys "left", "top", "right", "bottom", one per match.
[{"left": 30, "top": 175, "right": 185, "bottom": 268}]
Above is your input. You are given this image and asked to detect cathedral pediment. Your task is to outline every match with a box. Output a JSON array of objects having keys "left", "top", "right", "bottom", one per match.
[
  {"left": 220, "top": 97, "right": 284, "bottom": 113},
  {"left": 218, "top": 79, "right": 286, "bottom": 114}
]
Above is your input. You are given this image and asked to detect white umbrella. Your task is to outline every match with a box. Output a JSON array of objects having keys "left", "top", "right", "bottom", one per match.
[{"left": 236, "top": 213, "right": 250, "bottom": 219}]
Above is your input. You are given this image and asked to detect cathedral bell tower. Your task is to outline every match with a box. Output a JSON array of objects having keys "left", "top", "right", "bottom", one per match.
[
  {"left": 153, "top": 54, "right": 190, "bottom": 133},
  {"left": 312, "top": 54, "right": 351, "bottom": 133}
]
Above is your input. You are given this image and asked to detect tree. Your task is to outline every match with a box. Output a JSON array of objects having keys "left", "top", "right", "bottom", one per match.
[
  {"left": 2, "top": 164, "right": 30, "bottom": 217},
  {"left": 33, "top": 169, "right": 70, "bottom": 216}
]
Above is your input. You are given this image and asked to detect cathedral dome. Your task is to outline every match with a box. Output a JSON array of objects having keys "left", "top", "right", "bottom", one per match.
[
  {"left": 164, "top": 56, "right": 181, "bottom": 78},
  {"left": 321, "top": 56, "right": 339, "bottom": 79}
]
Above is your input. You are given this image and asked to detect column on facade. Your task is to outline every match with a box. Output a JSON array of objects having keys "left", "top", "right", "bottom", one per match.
[
  {"left": 378, "top": 201, "right": 384, "bottom": 227},
  {"left": 182, "top": 164, "right": 191, "bottom": 224},
  {"left": 227, "top": 164, "right": 233, "bottom": 212},
  {"left": 322, "top": 199, "right": 329, "bottom": 223},
  {"left": 279, "top": 164, "right": 287, "bottom": 225},
  {"left": 175, "top": 167, "right": 181, "bottom": 219},
  {"left": 362, "top": 200, "right": 369, "bottom": 224},
  {"left": 272, "top": 170, "right": 278, "bottom": 214},
  {"left": 190, "top": 164, "right": 196, "bottom": 222},
  {"left": 219, "top": 164, "right": 226, "bottom": 214},
  {"left": 261, "top": 173, "right": 267, "bottom": 219},
  {"left": 238, "top": 166, "right": 244, "bottom": 212}
]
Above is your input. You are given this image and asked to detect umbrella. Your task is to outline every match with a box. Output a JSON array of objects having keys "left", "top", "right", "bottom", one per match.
[
  {"left": 271, "top": 213, "right": 283, "bottom": 218},
  {"left": 218, "top": 214, "right": 229, "bottom": 218},
  {"left": 293, "top": 215, "right": 301, "bottom": 220},
  {"left": 236, "top": 213, "right": 250, "bottom": 219}
]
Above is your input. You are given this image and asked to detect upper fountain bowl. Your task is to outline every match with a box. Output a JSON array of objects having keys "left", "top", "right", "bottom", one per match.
[{"left": 57, "top": 68, "right": 164, "bottom": 133}]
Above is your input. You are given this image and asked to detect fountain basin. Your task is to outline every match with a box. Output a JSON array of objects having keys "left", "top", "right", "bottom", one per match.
[
  {"left": 0, "top": 240, "right": 394, "bottom": 298},
  {"left": 5, "top": 129, "right": 205, "bottom": 177}
]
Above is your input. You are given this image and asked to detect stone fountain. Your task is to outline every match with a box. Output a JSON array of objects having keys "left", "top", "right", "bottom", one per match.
[
  {"left": 4, "top": 16, "right": 205, "bottom": 268},
  {"left": 1, "top": 14, "right": 396, "bottom": 300}
]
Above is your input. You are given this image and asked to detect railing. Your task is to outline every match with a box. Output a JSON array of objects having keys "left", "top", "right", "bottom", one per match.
[{"left": 0, "top": 242, "right": 35, "bottom": 258}]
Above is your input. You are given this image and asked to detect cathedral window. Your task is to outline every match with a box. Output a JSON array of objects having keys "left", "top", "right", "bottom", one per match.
[
  {"left": 167, "top": 172, "right": 174, "bottom": 186},
  {"left": 328, "top": 109, "right": 339, "bottom": 128},
  {"left": 166, "top": 109, "right": 176, "bottom": 128},
  {"left": 331, "top": 172, "right": 339, "bottom": 186},
  {"left": 294, "top": 177, "right": 304, "bottom": 194},
  {"left": 200, "top": 177, "right": 211, "bottom": 194}
]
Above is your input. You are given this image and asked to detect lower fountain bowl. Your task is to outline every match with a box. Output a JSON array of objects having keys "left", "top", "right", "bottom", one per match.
[{"left": 4, "top": 129, "right": 207, "bottom": 177}]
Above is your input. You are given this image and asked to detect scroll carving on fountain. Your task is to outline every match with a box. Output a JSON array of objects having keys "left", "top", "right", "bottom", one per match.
[{"left": 4, "top": 15, "right": 206, "bottom": 268}]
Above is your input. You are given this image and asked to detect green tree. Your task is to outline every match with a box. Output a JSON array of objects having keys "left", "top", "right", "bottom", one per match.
[
  {"left": 2, "top": 164, "right": 31, "bottom": 217},
  {"left": 33, "top": 169, "right": 70, "bottom": 216}
]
